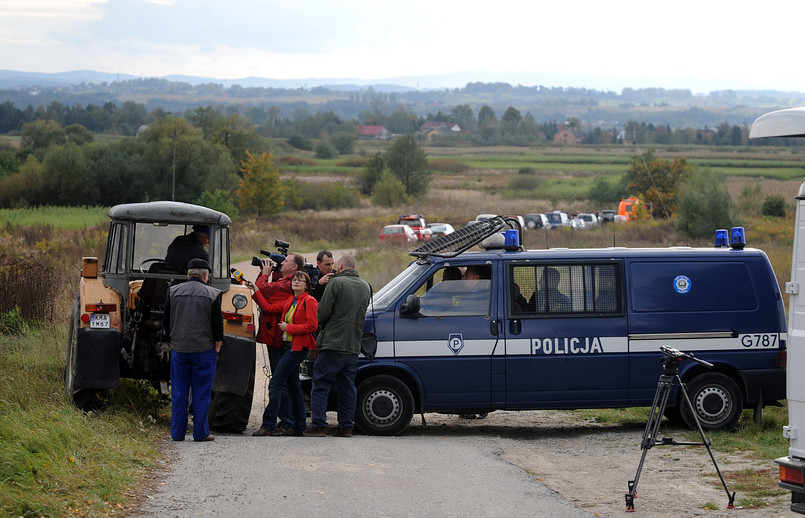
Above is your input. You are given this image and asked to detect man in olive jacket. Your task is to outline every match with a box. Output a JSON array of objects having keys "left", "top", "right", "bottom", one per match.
[{"left": 304, "top": 254, "right": 371, "bottom": 437}]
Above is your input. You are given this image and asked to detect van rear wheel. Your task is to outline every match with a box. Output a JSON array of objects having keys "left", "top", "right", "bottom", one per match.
[
  {"left": 356, "top": 375, "right": 414, "bottom": 436},
  {"left": 680, "top": 372, "right": 743, "bottom": 431}
]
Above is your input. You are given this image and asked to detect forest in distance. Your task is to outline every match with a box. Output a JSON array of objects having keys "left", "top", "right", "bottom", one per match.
[{"left": 2, "top": 74, "right": 805, "bottom": 134}]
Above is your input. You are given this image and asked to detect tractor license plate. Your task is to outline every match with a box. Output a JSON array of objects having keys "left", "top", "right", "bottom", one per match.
[{"left": 90, "top": 313, "right": 110, "bottom": 329}]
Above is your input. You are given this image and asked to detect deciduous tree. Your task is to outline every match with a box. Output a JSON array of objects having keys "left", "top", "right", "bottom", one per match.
[
  {"left": 237, "top": 151, "right": 285, "bottom": 216},
  {"left": 385, "top": 134, "right": 429, "bottom": 196}
]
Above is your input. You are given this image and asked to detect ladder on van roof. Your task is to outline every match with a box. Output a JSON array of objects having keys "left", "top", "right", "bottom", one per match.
[{"left": 410, "top": 216, "right": 520, "bottom": 259}]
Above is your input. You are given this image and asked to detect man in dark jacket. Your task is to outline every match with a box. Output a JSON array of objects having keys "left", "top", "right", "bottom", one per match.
[
  {"left": 310, "top": 250, "right": 335, "bottom": 302},
  {"left": 304, "top": 254, "right": 371, "bottom": 437},
  {"left": 164, "top": 225, "right": 210, "bottom": 274},
  {"left": 163, "top": 258, "right": 223, "bottom": 442}
]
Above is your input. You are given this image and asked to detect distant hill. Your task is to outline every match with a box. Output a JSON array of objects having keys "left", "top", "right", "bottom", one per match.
[{"left": 0, "top": 69, "right": 419, "bottom": 92}]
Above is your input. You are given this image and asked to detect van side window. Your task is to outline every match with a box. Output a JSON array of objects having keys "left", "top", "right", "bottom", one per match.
[
  {"left": 510, "top": 263, "right": 621, "bottom": 316},
  {"left": 415, "top": 266, "right": 492, "bottom": 317}
]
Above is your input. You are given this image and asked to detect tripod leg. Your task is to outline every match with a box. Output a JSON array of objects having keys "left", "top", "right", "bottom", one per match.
[
  {"left": 676, "top": 376, "right": 736, "bottom": 508},
  {"left": 626, "top": 376, "right": 674, "bottom": 511}
]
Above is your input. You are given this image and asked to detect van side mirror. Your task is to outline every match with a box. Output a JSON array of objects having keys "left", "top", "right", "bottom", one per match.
[{"left": 400, "top": 294, "right": 421, "bottom": 317}]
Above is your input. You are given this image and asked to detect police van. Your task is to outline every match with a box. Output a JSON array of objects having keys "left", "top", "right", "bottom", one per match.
[
  {"left": 354, "top": 218, "right": 786, "bottom": 436},
  {"left": 750, "top": 106, "right": 805, "bottom": 514}
]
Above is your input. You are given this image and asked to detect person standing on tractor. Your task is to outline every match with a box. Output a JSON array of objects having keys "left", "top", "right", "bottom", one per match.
[{"left": 165, "top": 225, "right": 210, "bottom": 274}]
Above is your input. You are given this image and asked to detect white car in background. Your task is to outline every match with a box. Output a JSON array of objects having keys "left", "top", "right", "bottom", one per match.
[
  {"left": 575, "top": 213, "right": 600, "bottom": 229},
  {"left": 427, "top": 223, "right": 455, "bottom": 238}
]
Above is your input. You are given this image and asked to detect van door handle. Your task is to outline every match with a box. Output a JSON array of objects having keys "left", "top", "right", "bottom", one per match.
[
  {"left": 490, "top": 319, "right": 501, "bottom": 336},
  {"left": 509, "top": 319, "right": 521, "bottom": 335}
]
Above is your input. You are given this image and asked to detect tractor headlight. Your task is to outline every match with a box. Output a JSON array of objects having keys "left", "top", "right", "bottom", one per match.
[{"left": 232, "top": 293, "right": 248, "bottom": 310}]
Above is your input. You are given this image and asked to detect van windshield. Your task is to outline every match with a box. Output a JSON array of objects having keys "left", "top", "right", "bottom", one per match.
[{"left": 372, "top": 262, "right": 430, "bottom": 311}]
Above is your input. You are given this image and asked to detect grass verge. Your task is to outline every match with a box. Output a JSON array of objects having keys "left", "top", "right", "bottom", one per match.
[{"left": 0, "top": 324, "right": 168, "bottom": 517}]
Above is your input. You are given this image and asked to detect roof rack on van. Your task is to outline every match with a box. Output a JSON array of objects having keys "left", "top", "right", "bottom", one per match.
[{"left": 410, "top": 216, "right": 519, "bottom": 259}]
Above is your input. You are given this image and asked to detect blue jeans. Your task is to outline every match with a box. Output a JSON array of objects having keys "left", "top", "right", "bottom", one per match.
[
  {"left": 310, "top": 350, "right": 358, "bottom": 430},
  {"left": 262, "top": 344, "right": 308, "bottom": 433},
  {"left": 170, "top": 348, "right": 217, "bottom": 441},
  {"left": 265, "top": 344, "right": 294, "bottom": 430}
]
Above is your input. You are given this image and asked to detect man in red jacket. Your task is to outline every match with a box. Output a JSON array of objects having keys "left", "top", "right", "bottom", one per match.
[{"left": 252, "top": 253, "right": 304, "bottom": 434}]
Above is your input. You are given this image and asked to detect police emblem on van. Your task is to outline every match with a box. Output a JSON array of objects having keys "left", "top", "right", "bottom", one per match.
[
  {"left": 673, "top": 275, "right": 692, "bottom": 294},
  {"left": 448, "top": 333, "right": 464, "bottom": 355}
]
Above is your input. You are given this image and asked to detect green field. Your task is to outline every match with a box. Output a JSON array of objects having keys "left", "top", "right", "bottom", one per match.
[{"left": 0, "top": 206, "right": 109, "bottom": 229}]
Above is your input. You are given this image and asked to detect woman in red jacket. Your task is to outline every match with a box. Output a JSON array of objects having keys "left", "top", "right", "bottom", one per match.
[{"left": 252, "top": 271, "right": 318, "bottom": 436}]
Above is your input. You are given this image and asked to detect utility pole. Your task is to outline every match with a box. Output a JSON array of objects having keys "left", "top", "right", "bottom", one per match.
[{"left": 171, "top": 127, "right": 176, "bottom": 201}]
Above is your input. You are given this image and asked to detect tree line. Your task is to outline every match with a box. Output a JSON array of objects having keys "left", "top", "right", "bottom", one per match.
[{"left": 2, "top": 98, "right": 802, "bottom": 149}]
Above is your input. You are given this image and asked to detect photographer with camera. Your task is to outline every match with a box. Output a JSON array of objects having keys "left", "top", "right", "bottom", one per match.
[
  {"left": 250, "top": 251, "right": 305, "bottom": 435},
  {"left": 310, "top": 250, "right": 335, "bottom": 302}
]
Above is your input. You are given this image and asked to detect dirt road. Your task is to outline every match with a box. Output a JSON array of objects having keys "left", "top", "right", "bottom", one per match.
[{"left": 134, "top": 258, "right": 791, "bottom": 517}]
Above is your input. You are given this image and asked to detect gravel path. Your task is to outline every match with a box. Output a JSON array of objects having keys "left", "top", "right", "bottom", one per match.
[{"left": 134, "top": 257, "right": 791, "bottom": 517}]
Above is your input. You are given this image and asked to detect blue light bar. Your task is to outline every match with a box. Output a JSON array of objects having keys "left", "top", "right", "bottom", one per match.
[
  {"left": 714, "top": 229, "right": 729, "bottom": 247},
  {"left": 730, "top": 227, "right": 746, "bottom": 249},
  {"left": 504, "top": 229, "right": 520, "bottom": 251}
]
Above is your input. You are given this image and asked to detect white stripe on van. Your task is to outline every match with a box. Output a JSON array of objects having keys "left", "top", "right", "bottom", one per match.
[
  {"left": 629, "top": 333, "right": 781, "bottom": 353},
  {"left": 379, "top": 333, "right": 782, "bottom": 358}
]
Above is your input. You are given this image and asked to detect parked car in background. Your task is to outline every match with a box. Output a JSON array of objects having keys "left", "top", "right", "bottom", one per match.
[
  {"left": 525, "top": 213, "right": 548, "bottom": 229},
  {"left": 380, "top": 224, "right": 418, "bottom": 244},
  {"left": 545, "top": 211, "right": 572, "bottom": 229},
  {"left": 397, "top": 214, "right": 432, "bottom": 241},
  {"left": 600, "top": 210, "right": 616, "bottom": 223},
  {"left": 427, "top": 223, "right": 455, "bottom": 238},
  {"left": 576, "top": 213, "right": 600, "bottom": 228},
  {"left": 475, "top": 213, "right": 497, "bottom": 222}
]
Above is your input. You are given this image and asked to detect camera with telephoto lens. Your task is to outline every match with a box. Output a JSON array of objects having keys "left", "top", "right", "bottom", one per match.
[{"left": 251, "top": 239, "right": 292, "bottom": 272}]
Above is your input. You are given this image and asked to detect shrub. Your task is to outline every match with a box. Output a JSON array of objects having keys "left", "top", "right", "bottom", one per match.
[
  {"left": 372, "top": 170, "right": 407, "bottom": 207},
  {"left": 518, "top": 167, "right": 535, "bottom": 175},
  {"left": 314, "top": 141, "right": 338, "bottom": 159},
  {"left": 289, "top": 181, "right": 359, "bottom": 211},
  {"left": 330, "top": 131, "right": 356, "bottom": 155},
  {"left": 675, "top": 171, "right": 734, "bottom": 239},
  {"left": 761, "top": 195, "right": 786, "bottom": 218},
  {"left": 287, "top": 134, "right": 313, "bottom": 151},
  {"left": 0, "top": 306, "right": 28, "bottom": 334}
]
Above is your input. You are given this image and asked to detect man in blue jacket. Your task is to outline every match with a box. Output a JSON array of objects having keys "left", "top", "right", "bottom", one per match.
[{"left": 163, "top": 258, "right": 223, "bottom": 442}]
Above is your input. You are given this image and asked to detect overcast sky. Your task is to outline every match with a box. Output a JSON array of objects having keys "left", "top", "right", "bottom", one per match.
[{"left": 2, "top": 0, "right": 803, "bottom": 93}]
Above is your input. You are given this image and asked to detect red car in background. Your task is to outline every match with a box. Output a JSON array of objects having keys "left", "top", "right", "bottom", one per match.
[
  {"left": 379, "top": 224, "right": 418, "bottom": 244},
  {"left": 396, "top": 214, "right": 432, "bottom": 241}
]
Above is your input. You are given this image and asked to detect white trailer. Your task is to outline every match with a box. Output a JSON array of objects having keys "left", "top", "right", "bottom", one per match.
[{"left": 750, "top": 106, "right": 805, "bottom": 514}]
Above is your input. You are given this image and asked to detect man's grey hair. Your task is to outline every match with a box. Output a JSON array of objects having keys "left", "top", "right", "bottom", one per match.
[
  {"left": 187, "top": 268, "right": 209, "bottom": 280},
  {"left": 338, "top": 254, "right": 356, "bottom": 270}
]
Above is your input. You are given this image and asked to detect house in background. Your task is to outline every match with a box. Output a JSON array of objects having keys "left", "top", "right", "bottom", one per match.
[
  {"left": 419, "top": 121, "right": 461, "bottom": 140},
  {"left": 356, "top": 125, "right": 391, "bottom": 140},
  {"left": 553, "top": 126, "right": 584, "bottom": 144}
]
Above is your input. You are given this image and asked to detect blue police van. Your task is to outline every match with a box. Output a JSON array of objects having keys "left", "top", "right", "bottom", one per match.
[{"left": 353, "top": 218, "right": 786, "bottom": 435}]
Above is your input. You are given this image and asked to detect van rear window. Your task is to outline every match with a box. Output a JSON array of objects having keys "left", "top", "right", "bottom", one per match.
[{"left": 630, "top": 261, "right": 757, "bottom": 312}]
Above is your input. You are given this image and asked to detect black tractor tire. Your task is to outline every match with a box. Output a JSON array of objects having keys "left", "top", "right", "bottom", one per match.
[
  {"left": 209, "top": 364, "right": 256, "bottom": 434},
  {"left": 679, "top": 372, "right": 743, "bottom": 431},
  {"left": 65, "top": 295, "right": 107, "bottom": 411},
  {"left": 355, "top": 375, "right": 414, "bottom": 436}
]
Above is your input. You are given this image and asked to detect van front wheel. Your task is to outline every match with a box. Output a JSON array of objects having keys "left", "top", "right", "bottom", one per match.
[
  {"left": 680, "top": 372, "right": 743, "bottom": 431},
  {"left": 356, "top": 375, "right": 414, "bottom": 436}
]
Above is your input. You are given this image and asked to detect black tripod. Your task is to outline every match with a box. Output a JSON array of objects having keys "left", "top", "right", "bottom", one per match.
[{"left": 625, "top": 345, "right": 735, "bottom": 512}]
